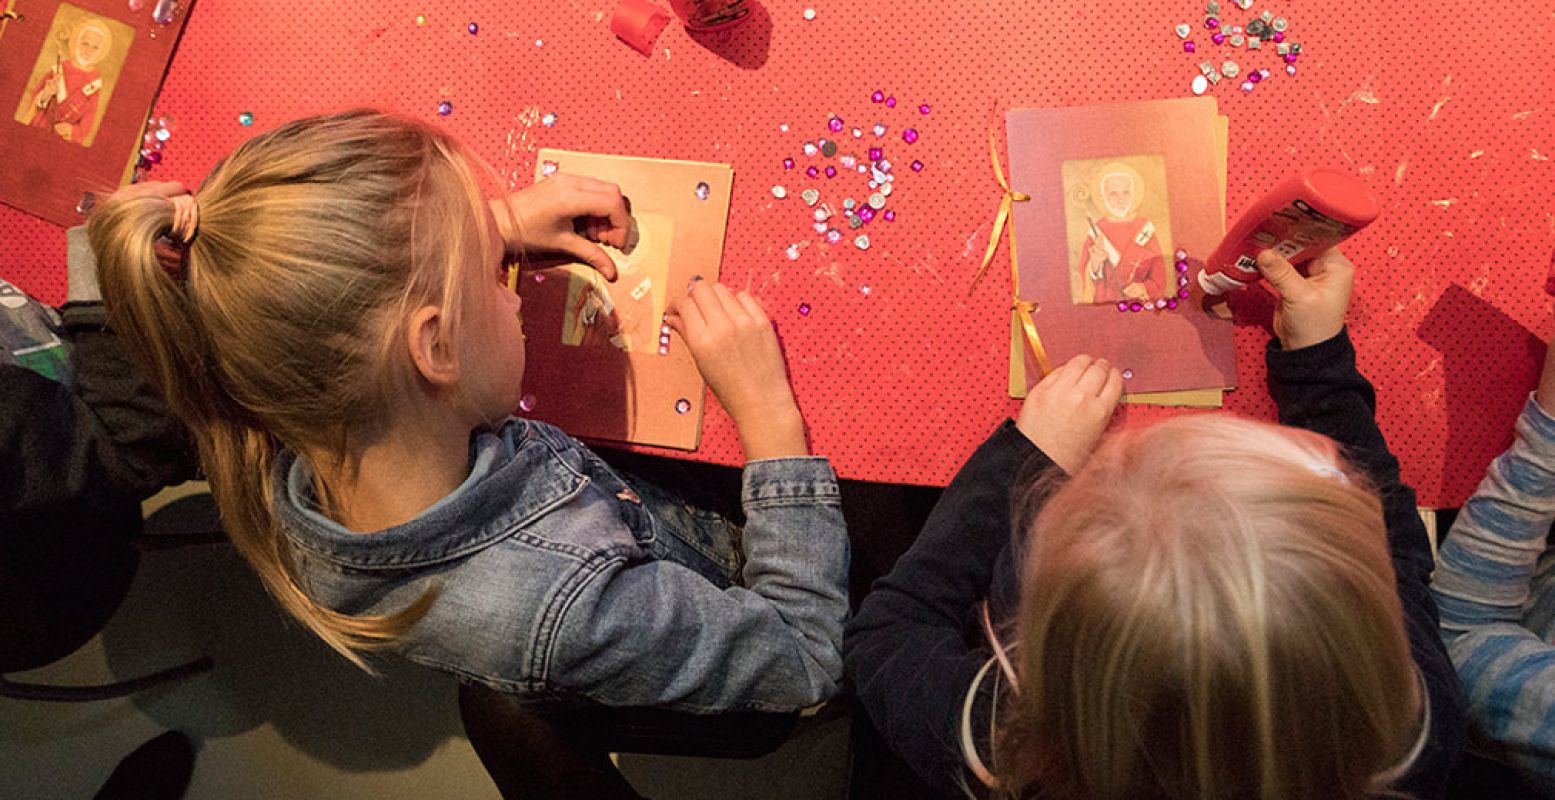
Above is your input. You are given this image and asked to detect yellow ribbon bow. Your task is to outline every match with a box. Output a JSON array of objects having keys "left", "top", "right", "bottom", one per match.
[{"left": 970, "top": 119, "right": 1051, "bottom": 378}]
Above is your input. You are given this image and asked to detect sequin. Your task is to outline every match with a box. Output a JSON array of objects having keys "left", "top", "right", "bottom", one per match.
[
  {"left": 828, "top": 116, "right": 844, "bottom": 132},
  {"left": 694, "top": 181, "right": 710, "bottom": 200},
  {"left": 437, "top": 100, "right": 453, "bottom": 116},
  {"left": 772, "top": 185, "right": 788, "bottom": 199},
  {"left": 467, "top": 21, "right": 479, "bottom": 34},
  {"left": 541, "top": 112, "right": 558, "bottom": 127},
  {"left": 1191, "top": 75, "right": 1208, "bottom": 95},
  {"left": 151, "top": 0, "right": 177, "bottom": 24},
  {"left": 820, "top": 140, "right": 838, "bottom": 157},
  {"left": 519, "top": 394, "right": 536, "bottom": 412},
  {"left": 902, "top": 128, "right": 919, "bottom": 144},
  {"left": 237, "top": 111, "right": 254, "bottom": 126},
  {"left": 798, "top": 302, "right": 812, "bottom": 316},
  {"left": 675, "top": 398, "right": 692, "bottom": 414},
  {"left": 854, "top": 235, "right": 870, "bottom": 250},
  {"left": 783, "top": 157, "right": 796, "bottom": 170}
]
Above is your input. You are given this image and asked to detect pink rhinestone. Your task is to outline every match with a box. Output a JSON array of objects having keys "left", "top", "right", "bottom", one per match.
[
  {"left": 1286, "top": 64, "right": 1297, "bottom": 76},
  {"left": 825, "top": 166, "right": 837, "bottom": 178},
  {"left": 868, "top": 147, "right": 882, "bottom": 160},
  {"left": 828, "top": 117, "right": 843, "bottom": 132},
  {"left": 1178, "top": 289, "right": 1190, "bottom": 298},
  {"left": 885, "top": 96, "right": 896, "bottom": 108},
  {"left": 902, "top": 128, "right": 919, "bottom": 144},
  {"left": 1116, "top": 301, "right": 1129, "bottom": 312},
  {"left": 1183, "top": 41, "right": 1196, "bottom": 53},
  {"left": 806, "top": 166, "right": 819, "bottom": 177},
  {"left": 1211, "top": 32, "right": 1225, "bottom": 44},
  {"left": 1249, "top": 71, "right": 1263, "bottom": 84},
  {"left": 871, "top": 90, "right": 884, "bottom": 103},
  {"left": 1121, "top": 369, "right": 1134, "bottom": 380},
  {"left": 1174, "top": 249, "right": 1187, "bottom": 260},
  {"left": 1284, "top": 53, "right": 1298, "bottom": 64},
  {"left": 1128, "top": 301, "right": 1143, "bottom": 312},
  {"left": 911, "top": 160, "right": 924, "bottom": 172},
  {"left": 858, "top": 207, "right": 875, "bottom": 222},
  {"left": 883, "top": 210, "right": 896, "bottom": 221},
  {"left": 1205, "top": 17, "right": 1219, "bottom": 28},
  {"left": 1166, "top": 299, "right": 1179, "bottom": 310},
  {"left": 918, "top": 104, "right": 931, "bottom": 115},
  {"left": 1273, "top": 32, "right": 1285, "bottom": 43},
  {"left": 798, "top": 302, "right": 811, "bottom": 316},
  {"left": 1176, "top": 261, "right": 1189, "bottom": 273},
  {"left": 783, "top": 158, "right": 795, "bottom": 170}
]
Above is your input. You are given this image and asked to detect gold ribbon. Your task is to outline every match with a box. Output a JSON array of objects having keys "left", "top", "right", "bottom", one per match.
[{"left": 970, "top": 120, "right": 1050, "bottom": 378}]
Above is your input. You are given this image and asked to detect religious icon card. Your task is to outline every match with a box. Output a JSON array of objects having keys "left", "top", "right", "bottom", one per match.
[
  {"left": 0, "top": 0, "right": 192, "bottom": 227},
  {"left": 516, "top": 149, "right": 732, "bottom": 451},
  {"left": 1005, "top": 97, "right": 1235, "bottom": 397}
]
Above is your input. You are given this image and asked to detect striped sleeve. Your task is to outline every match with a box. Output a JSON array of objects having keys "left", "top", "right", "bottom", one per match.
[{"left": 1432, "top": 393, "right": 1555, "bottom": 788}]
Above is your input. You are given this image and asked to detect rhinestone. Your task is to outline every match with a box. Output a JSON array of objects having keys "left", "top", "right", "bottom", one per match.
[
  {"left": 783, "top": 157, "right": 796, "bottom": 170},
  {"left": 694, "top": 181, "right": 710, "bottom": 200},
  {"left": 803, "top": 142, "right": 818, "bottom": 156},
  {"left": 798, "top": 302, "right": 812, "bottom": 316},
  {"left": 854, "top": 235, "right": 870, "bottom": 250},
  {"left": 868, "top": 193, "right": 885, "bottom": 209},
  {"left": 772, "top": 185, "right": 787, "bottom": 199},
  {"left": 437, "top": 100, "right": 453, "bottom": 116},
  {"left": 467, "top": 21, "right": 479, "bottom": 34},
  {"left": 1121, "top": 369, "right": 1134, "bottom": 380},
  {"left": 1222, "top": 61, "right": 1239, "bottom": 78},
  {"left": 786, "top": 244, "right": 801, "bottom": 260},
  {"left": 872, "top": 123, "right": 886, "bottom": 136},
  {"left": 1191, "top": 75, "right": 1208, "bottom": 95},
  {"left": 675, "top": 398, "right": 692, "bottom": 414},
  {"left": 821, "top": 140, "right": 838, "bottom": 157},
  {"left": 883, "top": 210, "right": 896, "bottom": 221},
  {"left": 1230, "top": 33, "right": 1244, "bottom": 46},
  {"left": 237, "top": 112, "right": 253, "bottom": 126},
  {"left": 519, "top": 394, "right": 536, "bottom": 412},
  {"left": 1175, "top": 22, "right": 1191, "bottom": 38},
  {"left": 1272, "top": 17, "right": 1287, "bottom": 32},
  {"left": 541, "top": 112, "right": 558, "bottom": 127},
  {"left": 803, "top": 8, "right": 815, "bottom": 20},
  {"left": 802, "top": 189, "right": 820, "bottom": 205}
]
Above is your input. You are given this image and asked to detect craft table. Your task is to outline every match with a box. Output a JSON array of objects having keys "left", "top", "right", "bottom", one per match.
[{"left": 4, "top": 0, "right": 1551, "bottom": 506}]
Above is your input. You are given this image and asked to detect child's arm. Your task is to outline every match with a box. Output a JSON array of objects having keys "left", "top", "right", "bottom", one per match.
[
  {"left": 1256, "top": 248, "right": 1467, "bottom": 795},
  {"left": 1430, "top": 342, "right": 1555, "bottom": 788},
  {"left": 845, "top": 356, "right": 1121, "bottom": 795}
]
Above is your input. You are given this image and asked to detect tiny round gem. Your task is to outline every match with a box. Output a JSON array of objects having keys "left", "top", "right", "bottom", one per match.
[
  {"left": 519, "top": 394, "right": 536, "bottom": 412},
  {"left": 1121, "top": 369, "right": 1134, "bottom": 380},
  {"left": 855, "top": 235, "right": 870, "bottom": 250},
  {"left": 772, "top": 185, "right": 787, "bottom": 199},
  {"left": 868, "top": 147, "right": 883, "bottom": 161},
  {"left": 467, "top": 21, "right": 479, "bottom": 34},
  {"left": 883, "top": 210, "right": 896, "bottom": 222},
  {"left": 802, "top": 7, "right": 815, "bottom": 20},
  {"left": 871, "top": 90, "right": 884, "bottom": 103},
  {"left": 902, "top": 128, "right": 919, "bottom": 144},
  {"left": 1117, "top": 301, "right": 1129, "bottom": 312},
  {"left": 872, "top": 123, "right": 886, "bottom": 136},
  {"left": 541, "top": 112, "right": 558, "bottom": 127},
  {"left": 1178, "top": 288, "right": 1190, "bottom": 298},
  {"left": 803, "top": 142, "right": 818, "bottom": 156},
  {"left": 675, "top": 398, "right": 692, "bottom": 414},
  {"left": 885, "top": 96, "right": 896, "bottom": 108},
  {"left": 828, "top": 116, "right": 844, "bottom": 132},
  {"left": 910, "top": 160, "right": 924, "bottom": 172},
  {"left": 798, "top": 302, "right": 812, "bottom": 316},
  {"left": 918, "top": 104, "right": 931, "bottom": 115},
  {"left": 1212, "top": 32, "right": 1226, "bottom": 44},
  {"left": 806, "top": 166, "right": 819, "bottom": 177},
  {"left": 694, "top": 181, "right": 710, "bottom": 200},
  {"left": 1184, "top": 41, "right": 1196, "bottom": 53},
  {"left": 415, "top": 13, "right": 427, "bottom": 26},
  {"left": 437, "top": 100, "right": 453, "bottom": 116},
  {"left": 1128, "top": 301, "right": 1143, "bottom": 312},
  {"left": 783, "top": 158, "right": 795, "bottom": 170},
  {"left": 825, "top": 166, "right": 837, "bottom": 178}
]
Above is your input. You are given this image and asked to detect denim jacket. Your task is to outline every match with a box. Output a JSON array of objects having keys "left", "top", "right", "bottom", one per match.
[{"left": 275, "top": 417, "right": 849, "bottom": 713}]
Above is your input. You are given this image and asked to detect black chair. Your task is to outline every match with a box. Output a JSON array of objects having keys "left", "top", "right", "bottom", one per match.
[
  {"left": 458, "top": 681, "right": 825, "bottom": 799},
  {"left": 0, "top": 496, "right": 215, "bottom": 701}
]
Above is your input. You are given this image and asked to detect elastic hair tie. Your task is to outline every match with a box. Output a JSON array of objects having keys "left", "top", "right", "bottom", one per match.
[
  {"left": 1308, "top": 463, "right": 1350, "bottom": 485},
  {"left": 168, "top": 194, "right": 200, "bottom": 243}
]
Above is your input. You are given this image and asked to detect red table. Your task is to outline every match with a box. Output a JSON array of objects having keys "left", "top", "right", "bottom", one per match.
[{"left": 5, "top": 0, "right": 1552, "bottom": 505}]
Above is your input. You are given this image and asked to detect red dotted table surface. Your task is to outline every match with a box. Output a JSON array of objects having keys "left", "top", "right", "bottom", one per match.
[{"left": 4, "top": 0, "right": 1552, "bottom": 504}]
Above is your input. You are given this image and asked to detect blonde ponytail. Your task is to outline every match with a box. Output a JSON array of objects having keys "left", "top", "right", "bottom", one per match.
[{"left": 90, "top": 110, "right": 494, "bottom": 667}]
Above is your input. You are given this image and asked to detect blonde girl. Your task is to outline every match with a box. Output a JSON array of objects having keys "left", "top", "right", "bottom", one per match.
[
  {"left": 846, "top": 249, "right": 1466, "bottom": 798},
  {"left": 89, "top": 109, "right": 848, "bottom": 713}
]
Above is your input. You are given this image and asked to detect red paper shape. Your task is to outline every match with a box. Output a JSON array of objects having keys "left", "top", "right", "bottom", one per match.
[{"left": 611, "top": 0, "right": 670, "bottom": 55}]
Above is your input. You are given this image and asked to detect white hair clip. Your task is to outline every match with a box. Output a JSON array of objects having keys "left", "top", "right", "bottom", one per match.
[{"left": 1308, "top": 463, "right": 1350, "bottom": 485}]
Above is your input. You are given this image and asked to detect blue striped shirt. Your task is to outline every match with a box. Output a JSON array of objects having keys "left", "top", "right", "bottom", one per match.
[{"left": 1433, "top": 393, "right": 1555, "bottom": 791}]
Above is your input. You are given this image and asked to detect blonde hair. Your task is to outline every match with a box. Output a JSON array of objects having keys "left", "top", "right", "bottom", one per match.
[
  {"left": 992, "top": 415, "right": 1420, "bottom": 800},
  {"left": 90, "top": 110, "right": 503, "bottom": 668}
]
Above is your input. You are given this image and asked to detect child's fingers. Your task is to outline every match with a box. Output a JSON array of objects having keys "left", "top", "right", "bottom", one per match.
[
  {"left": 1100, "top": 366, "right": 1125, "bottom": 404},
  {"left": 668, "top": 292, "right": 706, "bottom": 339},
  {"left": 564, "top": 235, "right": 619, "bottom": 281},
  {"left": 734, "top": 291, "right": 769, "bottom": 325},
  {"left": 707, "top": 281, "right": 744, "bottom": 323},
  {"left": 1076, "top": 357, "right": 1112, "bottom": 397},
  {"left": 687, "top": 278, "right": 728, "bottom": 328}
]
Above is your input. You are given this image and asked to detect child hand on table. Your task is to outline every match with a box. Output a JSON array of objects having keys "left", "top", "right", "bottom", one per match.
[
  {"left": 490, "top": 173, "right": 632, "bottom": 280},
  {"left": 665, "top": 278, "right": 807, "bottom": 462}
]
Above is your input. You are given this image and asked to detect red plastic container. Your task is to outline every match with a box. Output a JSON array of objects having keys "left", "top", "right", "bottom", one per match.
[{"left": 1198, "top": 168, "right": 1380, "bottom": 295}]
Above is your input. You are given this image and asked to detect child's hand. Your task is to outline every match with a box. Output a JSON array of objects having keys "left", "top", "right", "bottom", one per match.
[
  {"left": 665, "top": 279, "right": 807, "bottom": 461},
  {"left": 1016, "top": 354, "right": 1123, "bottom": 474},
  {"left": 1256, "top": 247, "right": 1355, "bottom": 350},
  {"left": 491, "top": 174, "right": 631, "bottom": 281}
]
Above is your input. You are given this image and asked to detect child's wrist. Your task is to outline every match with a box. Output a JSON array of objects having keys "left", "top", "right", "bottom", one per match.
[{"left": 735, "top": 405, "right": 807, "bottom": 461}]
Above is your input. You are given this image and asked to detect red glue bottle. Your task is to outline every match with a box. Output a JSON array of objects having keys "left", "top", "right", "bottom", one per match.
[{"left": 1198, "top": 168, "right": 1381, "bottom": 295}]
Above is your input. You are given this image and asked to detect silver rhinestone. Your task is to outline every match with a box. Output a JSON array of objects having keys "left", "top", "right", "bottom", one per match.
[
  {"left": 868, "top": 193, "right": 885, "bottom": 209},
  {"left": 802, "top": 189, "right": 820, "bottom": 205},
  {"left": 880, "top": 183, "right": 893, "bottom": 197},
  {"left": 1229, "top": 33, "right": 1245, "bottom": 46},
  {"left": 541, "top": 112, "right": 558, "bottom": 127},
  {"left": 872, "top": 123, "right": 886, "bottom": 136},
  {"left": 803, "top": 142, "right": 818, "bottom": 156},
  {"left": 1271, "top": 16, "right": 1287, "bottom": 31},
  {"left": 802, "top": 7, "right": 815, "bottom": 20},
  {"left": 1222, "top": 60, "right": 1240, "bottom": 78},
  {"left": 694, "top": 182, "right": 710, "bottom": 200},
  {"left": 772, "top": 185, "right": 787, "bottom": 199},
  {"left": 854, "top": 235, "right": 870, "bottom": 250},
  {"left": 1276, "top": 42, "right": 1290, "bottom": 54},
  {"left": 786, "top": 244, "right": 801, "bottom": 260},
  {"left": 1205, "top": 70, "right": 1221, "bottom": 84},
  {"left": 1205, "top": 1, "right": 1219, "bottom": 13},
  {"left": 1247, "top": 37, "right": 1261, "bottom": 49},
  {"left": 1199, "top": 60, "right": 1214, "bottom": 74},
  {"left": 843, "top": 198, "right": 856, "bottom": 209},
  {"left": 1175, "top": 22, "right": 1191, "bottom": 38}
]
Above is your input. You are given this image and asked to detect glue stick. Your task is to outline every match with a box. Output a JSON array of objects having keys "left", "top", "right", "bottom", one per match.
[{"left": 1198, "top": 168, "right": 1380, "bottom": 295}]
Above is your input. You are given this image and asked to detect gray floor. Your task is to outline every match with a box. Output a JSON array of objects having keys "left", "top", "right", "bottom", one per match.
[{"left": 0, "top": 490, "right": 851, "bottom": 800}]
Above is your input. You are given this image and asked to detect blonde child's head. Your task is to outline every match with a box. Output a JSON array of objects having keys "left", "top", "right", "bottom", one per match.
[
  {"left": 993, "top": 414, "right": 1420, "bottom": 800},
  {"left": 89, "top": 109, "right": 520, "bottom": 665}
]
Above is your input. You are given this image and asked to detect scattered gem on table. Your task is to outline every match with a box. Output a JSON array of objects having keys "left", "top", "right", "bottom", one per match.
[
  {"left": 437, "top": 100, "right": 453, "bottom": 116},
  {"left": 237, "top": 111, "right": 254, "bottom": 126},
  {"left": 694, "top": 181, "right": 710, "bottom": 200}
]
